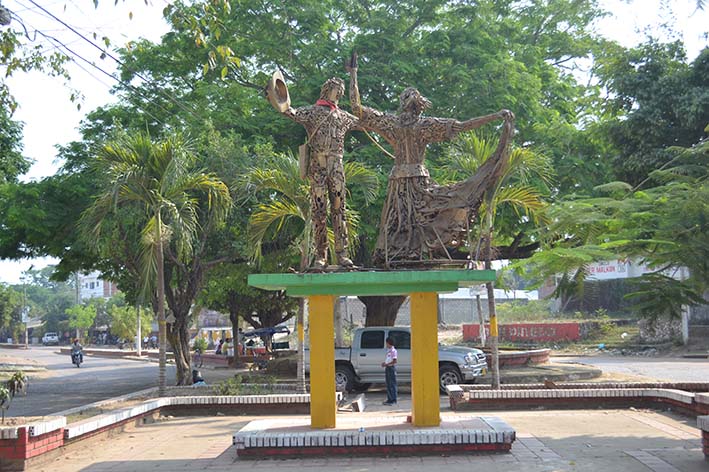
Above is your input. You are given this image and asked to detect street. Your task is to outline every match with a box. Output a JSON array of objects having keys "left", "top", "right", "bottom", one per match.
[
  {"left": 7, "top": 348, "right": 709, "bottom": 418},
  {"left": 554, "top": 354, "right": 709, "bottom": 382},
  {"left": 5, "top": 346, "right": 177, "bottom": 417}
]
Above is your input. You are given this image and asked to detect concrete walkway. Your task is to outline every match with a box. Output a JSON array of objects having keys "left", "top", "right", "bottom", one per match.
[{"left": 35, "top": 405, "right": 705, "bottom": 472}]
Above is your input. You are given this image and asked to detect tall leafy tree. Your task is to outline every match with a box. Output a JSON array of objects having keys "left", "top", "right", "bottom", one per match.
[
  {"left": 16, "top": 266, "right": 75, "bottom": 335},
  {"left": 0, "top": 108, "right": 29, "bottom": 184},
  {"left": 108, "top": 300, "right": 153, "bottom": 343},
  {"left": 83, "top": 132, "right": 232, "bottom": 389},
  {"left": 0, "top": 284, "right": 21, "bottom": 338},
  {"left": 595, "top": 43, "right": 709, "bottom": 185},
  {"left": 519, "top": 135, "right": 709, "bottom": 319},
  {"left": 65, "top": 303, "right": 97, "bottom": 341},
  {"left": 110, "top": 0, "right": 611, "bottom": 174}
]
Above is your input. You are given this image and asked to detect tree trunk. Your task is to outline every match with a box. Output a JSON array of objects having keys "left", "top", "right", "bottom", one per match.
[
  {"left": 484, "top": 226, "right": 500, "bottom": 389},
  {"left": 262, "top": 334, "right": 273, "bottom": 352},
  {"left": 297, "top": 240, "right": 309, "bottom": 394},
  {"left": 229, "top": 311, "right": 241, "bottom": 368},
  {"left": 167, "top": 316, "right": 192, "bottom": 386},
  {"left": 297, "top": 298, "right": 306, "bottom": 393},
  {"left": 156, "top": 212, "right": 167, "bottom": 397},
  {"left": 334, "top": 297, "right": 343, "bottom": 347},
  {"left": 476, "top": 294, "right": 487, "bottom": 347},
  {"left": 359, "top": 296, "right": 406, "bottom": 326},
  {"left": 486, "top": 280, "right": 500, "bottom": 389}
]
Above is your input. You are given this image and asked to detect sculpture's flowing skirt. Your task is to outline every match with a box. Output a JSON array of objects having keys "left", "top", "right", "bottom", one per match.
[{"left": 373, "top": 121, "right": 514, "bottom": 266}]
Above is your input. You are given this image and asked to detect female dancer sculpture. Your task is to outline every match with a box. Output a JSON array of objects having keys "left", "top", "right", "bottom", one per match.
[{"left": 348, "top": 59, "right": 515, "bottom": 266}]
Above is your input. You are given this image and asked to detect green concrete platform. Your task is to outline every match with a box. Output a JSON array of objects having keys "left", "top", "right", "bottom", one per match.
[{"left": 248, "top": 269, "right": 496, "bottom": 297}]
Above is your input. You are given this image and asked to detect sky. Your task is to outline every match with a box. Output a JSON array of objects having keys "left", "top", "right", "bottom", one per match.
[{"left": 0, "top": 0, "right": 707, "bottom": 285}]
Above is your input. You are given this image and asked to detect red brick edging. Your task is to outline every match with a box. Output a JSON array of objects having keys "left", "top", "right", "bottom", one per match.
[
  {"left": 698, "top": 416, "right": 709, "bottom": 460},
  {"left": 237, "top": 443, "right": 511, "bottom": 458},
  {"left": 0, "top": 394, "right": 313, "bottom": 471}
]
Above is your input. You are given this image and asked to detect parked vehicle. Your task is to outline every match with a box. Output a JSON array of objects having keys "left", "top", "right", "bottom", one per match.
[
  {"left": 305, "top": 327, "right": 488, "bottom": 393},
  {"left": 42, "top": 332, "right": 59, "bottom": 346}
]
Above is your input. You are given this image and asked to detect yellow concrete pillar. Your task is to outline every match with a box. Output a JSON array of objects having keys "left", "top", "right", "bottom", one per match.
[
  {"left": 490, "top": 313, "right": 499, "bottom": 337},
  {"left": 308, "top": 295, "right": 336, "bottom": 429},
  {"left": 410, "top": 292, "right": 440, "bottom": 427}
]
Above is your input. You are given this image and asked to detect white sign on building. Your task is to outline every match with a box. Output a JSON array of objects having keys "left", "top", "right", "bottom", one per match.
[{"left": 586, "top": 259, "right": 655, "bottom": 281}]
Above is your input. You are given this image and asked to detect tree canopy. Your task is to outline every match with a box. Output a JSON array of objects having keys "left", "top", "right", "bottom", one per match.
[{"left": 0, "top": 0, "right": 707, "bottom": 350}]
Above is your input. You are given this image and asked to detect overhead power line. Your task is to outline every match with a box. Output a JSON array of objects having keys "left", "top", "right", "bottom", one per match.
[
  {"left": 41, "top": 32, "right": 170, "bottom": 127},
  {"left": 24, "top": 0, "right": 206, "bottom": 122},
  {"left": 7, "top": 7, "right": 170, "bottom": 128}
]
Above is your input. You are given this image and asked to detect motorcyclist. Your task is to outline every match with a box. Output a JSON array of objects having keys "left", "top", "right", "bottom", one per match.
[{"left": 71, "top": 339, "right": 83, "bottom": 364}]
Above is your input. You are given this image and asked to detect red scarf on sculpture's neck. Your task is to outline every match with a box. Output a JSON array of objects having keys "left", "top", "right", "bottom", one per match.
[{"left": 315, "top": 99, "right": 338, "bottom": 110}]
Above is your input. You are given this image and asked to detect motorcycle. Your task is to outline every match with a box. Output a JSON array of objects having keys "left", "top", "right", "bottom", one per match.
[{"left": 71, "top": 350, "right": 83, "bottom": 368}]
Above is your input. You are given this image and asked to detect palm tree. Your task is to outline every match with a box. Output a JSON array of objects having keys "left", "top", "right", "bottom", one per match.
[
  {"left": 84, "top": 132, "right": 231, "bottom": 395},
  {"left": 241, "top": 151, "right": 378, "bottom": 392},
  {"left": 444, "top": 130, "right": 553, "bottom": 388}
]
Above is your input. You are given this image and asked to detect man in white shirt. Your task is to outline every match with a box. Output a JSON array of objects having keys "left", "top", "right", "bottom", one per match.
[{"left": 381, "top": 337, "right": 398, "bottom": 405}]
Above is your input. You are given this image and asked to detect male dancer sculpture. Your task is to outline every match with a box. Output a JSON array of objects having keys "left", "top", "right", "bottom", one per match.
[{"left": 268, "top": 74, "right": 360, "bottom": 268}]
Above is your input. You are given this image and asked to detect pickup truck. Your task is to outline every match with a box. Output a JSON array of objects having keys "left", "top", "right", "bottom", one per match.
[
  {"left": 42, "top": 332, "right": 59, "bottom": 345},
  {"left": 305, "top": 327, "right": 487, "bottom": 393}
]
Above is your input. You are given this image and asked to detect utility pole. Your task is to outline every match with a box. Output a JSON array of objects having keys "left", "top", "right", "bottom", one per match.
[
  {"left": 136, "top": 304, "right": 142, "bottom": 356},
  {"left": 22, "top": 276, "right": 28, "bottom": 349},
  {"left": 75, "top": 273, "right": 80, "bottom": 341}
]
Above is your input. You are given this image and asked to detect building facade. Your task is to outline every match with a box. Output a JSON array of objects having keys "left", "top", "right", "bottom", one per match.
[{"left": 78, "top": 271, "right": 119, "bottom": 301}]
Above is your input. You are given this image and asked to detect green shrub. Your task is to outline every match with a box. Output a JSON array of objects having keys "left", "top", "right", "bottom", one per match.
[
  {"left": 213, "top": 375, "right": 243, "bottom": 395},
  {"left": 0, "top": 371, "right": 27, "bottom": 423},
  {"left": 0, "top": 386, "right": 10, "bottom": 423},
  {"left": 496, "top": 300, "right": 554, "bottom": 322},
  {"left": 193, "top": 337, "right": 208, "bottom": 354},
  {"left": 212, "top": 374, "right": 276, "bottom": 395}
]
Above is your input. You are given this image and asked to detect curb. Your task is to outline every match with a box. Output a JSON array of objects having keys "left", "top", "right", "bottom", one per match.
[{"left": 476, "top": 367, "right": 602, "bottom": 385}]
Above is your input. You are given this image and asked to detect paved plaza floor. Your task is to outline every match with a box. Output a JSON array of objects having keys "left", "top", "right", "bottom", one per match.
[{"left": 35, "top": 404, "right": 705, "bottom": 472}]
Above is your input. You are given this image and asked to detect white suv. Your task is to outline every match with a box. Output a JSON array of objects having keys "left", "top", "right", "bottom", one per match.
[{"left": 42, "top": 332, "right": 59, "bottom": 345}]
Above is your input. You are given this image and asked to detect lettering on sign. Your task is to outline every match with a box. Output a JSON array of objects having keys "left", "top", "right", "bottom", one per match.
[{"left": 462, "top": 323, "right": 581, "bottom": 342}]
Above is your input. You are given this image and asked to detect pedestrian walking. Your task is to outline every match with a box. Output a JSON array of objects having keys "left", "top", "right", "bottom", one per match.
[{"left": 381, "top": 336, "right": 398, "bottom": 405}]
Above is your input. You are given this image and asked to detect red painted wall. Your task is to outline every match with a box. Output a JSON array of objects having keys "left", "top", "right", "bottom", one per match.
[
  {"left": 0, "top": 427, "right": 64, "bottom": 461},
  {"left": 463, "top": 323, "right": 581, "bottom": 342}
]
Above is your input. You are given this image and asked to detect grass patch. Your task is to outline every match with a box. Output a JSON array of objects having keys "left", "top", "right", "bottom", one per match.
[{"left": 212, "top": 374, "right": 279, "bottom": 395}]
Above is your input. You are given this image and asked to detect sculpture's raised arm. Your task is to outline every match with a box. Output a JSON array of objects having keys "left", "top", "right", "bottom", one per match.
[
  {"left": 454, "top": 109, "right": 514, "bottom": 133},
  {"left": 346, "top": 53, "right": 398, "bottom": 146},
  {"left": 347, "top": 52, "right": 363, "bottom": 118},
  {"left": 418, "top": 109, "right": 514, "bottom": 144}
]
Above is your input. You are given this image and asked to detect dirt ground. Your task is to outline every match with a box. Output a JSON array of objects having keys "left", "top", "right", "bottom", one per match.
[
  {"left": 0, "top": 352, "right": 52, "bottom": 380},
  {"left": 0, "top": 353, "right": 44, "bottom": 367}
]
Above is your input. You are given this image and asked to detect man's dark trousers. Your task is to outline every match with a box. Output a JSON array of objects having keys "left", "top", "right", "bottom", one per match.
[{"left": 385, "top": 365, "right": 397, "bottom": 403}]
